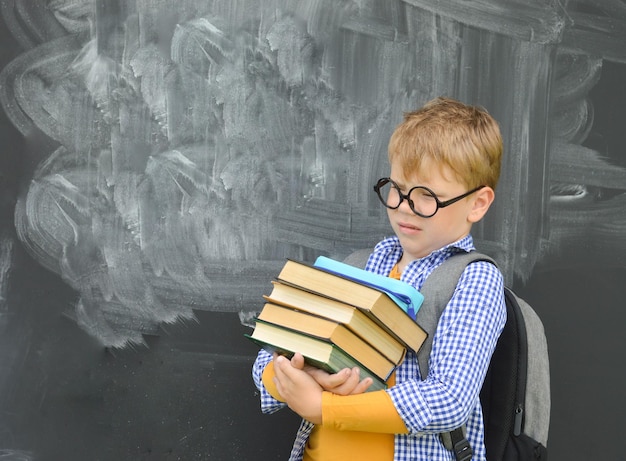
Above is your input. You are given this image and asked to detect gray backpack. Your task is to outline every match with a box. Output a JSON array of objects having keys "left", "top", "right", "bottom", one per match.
[{"left": 344, "top": 250, "right": 550, "bottom": 460}]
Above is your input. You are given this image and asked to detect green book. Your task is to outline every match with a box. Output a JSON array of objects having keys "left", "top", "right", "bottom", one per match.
[{"left": 246, "top": 318, "right": 387, "bottom": 392}]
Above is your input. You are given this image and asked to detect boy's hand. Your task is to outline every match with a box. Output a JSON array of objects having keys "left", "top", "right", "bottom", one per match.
[
  {"left": 306, "top": 366, "right": 373, "bottom": 395},
  {"left": 286, "top": 353, "right": 373, "bottom": 395},
  {"left": 273, "top": 354, "right": 323, "bottom": 424}
]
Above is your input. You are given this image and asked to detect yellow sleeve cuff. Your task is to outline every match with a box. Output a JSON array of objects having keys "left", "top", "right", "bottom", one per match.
[
  {"left": 261, "top": 360, "right": 285, "bottom": 402},
  {"left": 321, "top": 390, "right": 409, "bottom": 434}
]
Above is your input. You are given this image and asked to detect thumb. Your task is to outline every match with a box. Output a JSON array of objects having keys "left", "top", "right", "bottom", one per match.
[{"left": 290, "top": 352, "right": 306, "bottom": 369}]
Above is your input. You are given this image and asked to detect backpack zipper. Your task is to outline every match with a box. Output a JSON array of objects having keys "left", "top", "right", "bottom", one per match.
[
  {"left": 513, "top": 403, "right": 523, "bottom": 436},
  {"left": 506, "top": 289, "right": 528, "bottom": 438}
]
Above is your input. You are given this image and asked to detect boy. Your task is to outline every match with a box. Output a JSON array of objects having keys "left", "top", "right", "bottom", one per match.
[{"left": 252, "top": 96, "right": 506, "bottom": 460}]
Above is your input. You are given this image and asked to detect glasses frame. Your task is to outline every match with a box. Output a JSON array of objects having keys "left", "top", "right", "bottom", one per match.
[{"left": 373, "top": 177, "right": 485, "bottom": 218}]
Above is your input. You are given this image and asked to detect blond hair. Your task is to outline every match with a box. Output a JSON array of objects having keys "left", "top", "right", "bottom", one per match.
[{"left": 388, "top": 97, "right": 502, "bottom": 189}]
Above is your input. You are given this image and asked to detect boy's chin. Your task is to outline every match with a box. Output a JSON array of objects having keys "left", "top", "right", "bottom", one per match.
[{"left": 395, "top": 238, "right": 434, "bottom": 261}]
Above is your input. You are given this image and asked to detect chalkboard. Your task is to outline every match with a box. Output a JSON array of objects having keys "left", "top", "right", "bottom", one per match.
[{"left": 0, "top": 1, "right": 624, "bottom": 459}]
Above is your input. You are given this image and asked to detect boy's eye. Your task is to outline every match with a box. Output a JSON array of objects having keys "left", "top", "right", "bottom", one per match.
[{"left": 410, "top": 188, "right": 438, "bottom": 202}]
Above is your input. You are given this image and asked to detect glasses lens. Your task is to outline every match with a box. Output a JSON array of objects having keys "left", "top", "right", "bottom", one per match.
[
  {"left": 374, "top": 179, "right": 441, "bottom": 217},
  {"left": 375, "top": 179, "right": 401, "bottom": 209},
  {"left": 408, "top": 187, "right": 438, "bottom": 217}
]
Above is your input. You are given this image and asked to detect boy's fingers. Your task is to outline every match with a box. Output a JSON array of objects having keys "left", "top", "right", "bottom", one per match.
[
  {"left": 331, "top": 368, "right": 373, "bottom": 395},
  {"left": 351, "top": 377, "right": 373, "bottom": 394},
  {"left": 273, "top": 355, "right": 291, "bottom": 381},
  {"left": 308, "top": 367, "right": 350, "bottom": 387},
  {"left": 290, "top": 352, "right": 305, "bottom": 369},
  {"left": 316, "top": 367, "right": 360, "bottom": 395},
  {"left": 275, "top": 355, "right": 308, "bottom": 383},
  {"left": 308, "top": 366, "right": 358, "bottom": 392},
  {"left": 339, "top": 367, "right": 361, "bottom": 390}
]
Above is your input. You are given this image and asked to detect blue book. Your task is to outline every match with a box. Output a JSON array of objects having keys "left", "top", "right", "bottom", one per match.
[{"left": 313, "top": 256, "right": 424, "bottom": 320}]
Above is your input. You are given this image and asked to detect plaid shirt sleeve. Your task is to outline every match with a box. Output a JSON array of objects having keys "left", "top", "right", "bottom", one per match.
[
  {"left": 252, "top": 349, "right": 288, "bottom": 414},
  {"left": 387, "top": 260, "right": 506, "bottom": 434}
]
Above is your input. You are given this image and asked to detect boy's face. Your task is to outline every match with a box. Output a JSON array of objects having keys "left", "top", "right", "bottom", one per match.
[{"left": 386, "top": 158, "right": 490, "bottom": 264}]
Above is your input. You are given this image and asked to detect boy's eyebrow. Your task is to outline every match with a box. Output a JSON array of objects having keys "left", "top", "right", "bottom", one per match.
[
  {"left": 391, "top": 177, "right": 451, "bottom": 198},
  {"left": 390, "top": 177, "right": 409, "bottom": 189},
  {"left": 391, "top": 177, "right": 424, "bottom": 192}
]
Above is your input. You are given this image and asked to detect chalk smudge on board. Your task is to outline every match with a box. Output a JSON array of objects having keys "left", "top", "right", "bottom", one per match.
[{"left": 0, "top": 0, "right": 624, "bottom": 348}]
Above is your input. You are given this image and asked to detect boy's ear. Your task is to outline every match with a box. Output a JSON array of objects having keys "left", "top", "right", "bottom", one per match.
[{"left": 468, "top": 186, "right": 495, "bottom": 223}]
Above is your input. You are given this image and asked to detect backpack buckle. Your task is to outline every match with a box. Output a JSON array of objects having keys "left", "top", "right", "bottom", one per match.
[
  {"left": 441, "top": 427, "right": 473, "bottom": 461},
  {"left": 453, "top": 437, "right": 473, "bottom": 461}
]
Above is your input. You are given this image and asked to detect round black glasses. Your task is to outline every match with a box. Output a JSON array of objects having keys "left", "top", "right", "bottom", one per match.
[{"left": 373, "top": 177, "right": 485, "bottom": 218}]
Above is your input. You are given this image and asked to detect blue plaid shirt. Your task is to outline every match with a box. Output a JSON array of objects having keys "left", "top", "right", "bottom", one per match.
[{"left": 252, "top": 235, "right": 506, "bottom": 460}]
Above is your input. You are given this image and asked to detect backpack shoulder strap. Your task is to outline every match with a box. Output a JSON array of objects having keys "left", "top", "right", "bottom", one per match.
[
  {"left": 341, "top": 248, "right": 373, "bottom": 268},
  {"left": 416, "top": 251, "right": 495, "bottom": 379}
]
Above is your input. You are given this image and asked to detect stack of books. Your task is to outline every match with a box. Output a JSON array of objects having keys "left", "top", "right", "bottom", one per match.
[{"left": 246, "top": 256, "right": 427, "bottom": 392}]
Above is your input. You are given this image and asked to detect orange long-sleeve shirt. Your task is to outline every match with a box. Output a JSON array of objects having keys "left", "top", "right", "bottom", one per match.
[{"left": 262, "top": 363, "right": 408, "bottom": 460}]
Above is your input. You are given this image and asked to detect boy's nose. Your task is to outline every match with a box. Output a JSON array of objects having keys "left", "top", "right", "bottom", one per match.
[{"left": 397, "top": 198, "right": 416, "bottom": 215}]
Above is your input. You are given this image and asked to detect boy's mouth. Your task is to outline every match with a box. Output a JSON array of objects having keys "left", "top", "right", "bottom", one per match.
[{"left": 397, "top": 221, "right": 422, "bottom": 234}]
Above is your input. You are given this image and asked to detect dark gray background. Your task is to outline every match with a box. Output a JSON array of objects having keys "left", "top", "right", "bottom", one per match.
[{"left": 0, "top": 1, "right": 624, "bottom": 459}]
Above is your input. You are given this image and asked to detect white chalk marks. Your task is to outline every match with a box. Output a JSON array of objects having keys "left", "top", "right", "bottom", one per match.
[{"left": 0, "top": 0, "right": 625, "bottom": 347}]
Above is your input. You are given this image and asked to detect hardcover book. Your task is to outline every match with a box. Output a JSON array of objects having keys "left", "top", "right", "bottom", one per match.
[
  {"left": 246, "top": 319, "right": 387, "bottom": 392},
  {"left": 257, "top": 302, "right": 397, "bottom": 381}
]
